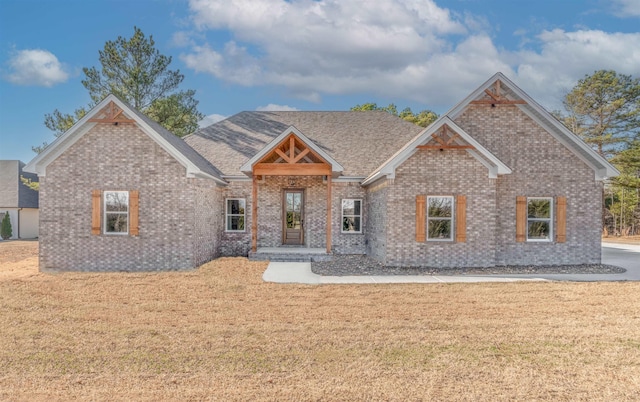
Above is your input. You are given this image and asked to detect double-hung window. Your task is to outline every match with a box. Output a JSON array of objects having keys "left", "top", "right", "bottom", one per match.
[
  {"left": 342, "top": 199, "right": 362, "bottom": 233},
  {"left": 104, "top": 191, "right": 129, "bottom": 234},
  {"left": 427, "top": 196, "right": 453, "bottom": 241},
  {"left": 226, "top": 199, "right": 246, "bottom": 232},
  {"left": 527, "top": 197, "right": 553, "bottom": 241}
]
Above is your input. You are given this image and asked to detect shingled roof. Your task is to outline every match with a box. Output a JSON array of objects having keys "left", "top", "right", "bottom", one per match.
[{"left": 185, "top": 111, "right": 424, "bottom": 177}]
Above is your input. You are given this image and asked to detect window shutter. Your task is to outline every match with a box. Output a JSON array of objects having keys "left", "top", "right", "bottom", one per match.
[
  {"left": 516, "top": 196, "right": 526, "bottom": 242},
  {"left": 456, "top": 195, "right": 466, "bottom": 243},
  {"left": 129, "top": 190, "right": 139, "bottom": 236},
  {"left": 556, "top": 196, "right": 566, "bottom": 243},
  {"left": 91, "top": 190, "right": 101, "bottom": 235},
  {"left": 416, "top": 195, "right": 426, "bottom": 242}
]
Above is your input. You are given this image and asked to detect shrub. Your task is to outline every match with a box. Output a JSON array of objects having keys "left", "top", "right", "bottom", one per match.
[{"left": 1, "top": 211, "right": 12, "bottom": 240}]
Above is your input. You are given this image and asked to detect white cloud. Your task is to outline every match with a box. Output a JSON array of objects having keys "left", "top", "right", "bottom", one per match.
[
  {"left": 182, "top": 0, "right": 640, "bottom": 111},
  {"left": 611, "top": 0, "right": 640, "bottom": 17},
  {"left": 514, "top": 29, "right": 640, "bottom": 108},
  {"left": 5, "top": 49, "right": 69, "bottom": 87},
  {"left": 198, "top": 113, "right": 226, "bottom": 127},
  {"left": 256, "top": 104, "right": 299, "bottom": 111},
  {"left": 171, "top": 31, "right": 194, "bottom": 47}
]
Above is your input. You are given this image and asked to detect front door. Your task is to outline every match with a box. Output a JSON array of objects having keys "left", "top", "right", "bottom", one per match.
[{"left": 283, "top": 190, "right": 304, "bottom": 245}]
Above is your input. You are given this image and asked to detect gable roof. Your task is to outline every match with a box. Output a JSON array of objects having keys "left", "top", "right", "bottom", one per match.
[
  {"left": 239, "top": 126, "right": 344, "bottom": 175},
  {"left": 185, "top": 111, "right": 424, "bottom": 177},
  {"left": 0, "top": 160, "right": 39, "bottom": 208},
  {"left": 446, "top": 72, "right": 619, "bottom": 180},
  {"left": 24, "top": 95, "right": 226, "bottom": 185},
  {"left": 362, "top": 117, "right": 512, "bottom": 185}
]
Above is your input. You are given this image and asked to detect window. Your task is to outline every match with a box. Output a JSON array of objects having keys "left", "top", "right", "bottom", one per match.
[
  {"left": 527, "top": 197, "right": 553, "bottom": 241},
  {"left": 104, "top": 191, "right": 129, "bottom": 234},
  {"left": 427, "top": 196, "right": 453, "bottom": 241},
  {"left": 342, "top": 199, "right": 362, "bottom": 233},
  {"left": 226, "top": 199, "right": 246, "bottom": 232}
]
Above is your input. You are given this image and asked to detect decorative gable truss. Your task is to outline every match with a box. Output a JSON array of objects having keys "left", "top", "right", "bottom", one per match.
[
  {"left": 447, "top": 72, "right": 618, "bottom": 180},
  {"left": 240, "top": 126, "right": 344, "bottom": 177},
  {"left": 87, "top": 101, "right": 136, "bottom": 125},
  {"left": 253, "top": 133, "right": 332, "bottom": 176},
  {"left": 362, "top": 117, "right": 511, "bottom": 185},
  {"left": 24, "top": 94, "right": 226, "bottom": 185},
  {"left": 469, "top": 79, "right": 527, "bottom": 106},
  {"left": 417, "top": 124, "right": 474, "bottom": 150}
]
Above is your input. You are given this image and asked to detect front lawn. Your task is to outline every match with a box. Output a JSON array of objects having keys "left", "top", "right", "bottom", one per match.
[{"left": 1, "top": 241, "right": 639, "bottom": 401}]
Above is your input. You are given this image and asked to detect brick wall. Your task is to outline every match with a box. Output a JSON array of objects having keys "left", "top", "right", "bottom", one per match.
[
  {"left": 40, "top": 124, "right": 220, "bottom": 271},
  {"left": 193, "top": 180, "right": 223, "bottom": 266},
  {"left": 218, "top": 177, "right": 365, "bottom": 254},
  {"left": 257, "top": 176, "right": 327, "bottom": 248},
  {"left": 455, "top": 105, "right": 602, "bottom": 265},
  {"left": 365, "top": 178, "right": 389, "bottom": 262},
  {"left": 219, "top": 180, "right": 252, "bottom": 256},
  {"left": 331, "top": 181, "right": 367, "bottom": 254},
  {"left": 384, "top": 149, "right": 498, "bottom": 267}
]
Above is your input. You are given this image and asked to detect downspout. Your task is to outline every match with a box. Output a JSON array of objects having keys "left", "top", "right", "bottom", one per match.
[{"left": 17, "top": 208, "right": 22, "bottom": 239}]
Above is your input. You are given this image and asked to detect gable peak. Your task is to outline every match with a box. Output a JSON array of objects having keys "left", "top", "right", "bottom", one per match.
[{"left": 87, "top": 100, "right": 136, "bottom": 125}]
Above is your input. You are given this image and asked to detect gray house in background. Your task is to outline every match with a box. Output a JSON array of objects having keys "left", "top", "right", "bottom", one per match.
[
  {"left": 25, "top": 73, "right": 618, "bottom": 271},
  {"left": 0, "top": 160, "right": 39, "bottom": 239}
]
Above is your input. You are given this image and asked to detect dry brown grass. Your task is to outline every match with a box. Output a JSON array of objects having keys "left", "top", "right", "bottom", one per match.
[
  {"left": 1, "top": 241, "right": 640, "bottom": 401},
  {"left": 603, "top": 235, "right": 640, "bottom": 245}
]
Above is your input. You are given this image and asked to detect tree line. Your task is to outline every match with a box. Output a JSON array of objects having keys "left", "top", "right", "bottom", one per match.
[{"left": 558, "top": 70, "right": 640, "bottom": 237}]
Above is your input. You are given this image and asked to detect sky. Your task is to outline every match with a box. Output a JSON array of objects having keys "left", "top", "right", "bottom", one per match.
[{"left": 0, "top": 0, "right": 639, "bottom": 163}]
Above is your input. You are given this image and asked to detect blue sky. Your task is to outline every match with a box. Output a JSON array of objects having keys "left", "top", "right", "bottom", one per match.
[{"left": 1, "top": 0, "right": 639, "bottom": 163}]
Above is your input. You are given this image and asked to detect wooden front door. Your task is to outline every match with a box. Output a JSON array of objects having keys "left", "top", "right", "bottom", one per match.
[{"left": 283, "top": 190, "right": 304, "bottom": 245}]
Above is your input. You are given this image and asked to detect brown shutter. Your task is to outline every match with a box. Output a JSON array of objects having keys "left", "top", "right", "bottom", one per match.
[
  {"left": 556, "top": 196, "right": 566, "bottom": 243},
  {"left": 516, "top": 196, "right": 526, "bottom": 242},
  {"left": 91, "top": 190, "right": 101, "bottom": 235},
  {"left": 416, "top": 195, "right": 426, "bottom": 242},
  {"left": 129, "top": 190, "right": 139, "bottom": 236},
  {"left": 456, "top": 195, "right": 466, "bottom": 243}
]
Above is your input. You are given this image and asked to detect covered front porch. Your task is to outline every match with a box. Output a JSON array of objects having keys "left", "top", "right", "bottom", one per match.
[{"left": 240, "top": 126, "right": 344, "bottom": 257}]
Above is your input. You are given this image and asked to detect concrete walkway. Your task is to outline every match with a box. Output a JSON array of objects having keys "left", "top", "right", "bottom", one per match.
[{"left": 262, "top": 243, "right": 640, "bottom": 284}]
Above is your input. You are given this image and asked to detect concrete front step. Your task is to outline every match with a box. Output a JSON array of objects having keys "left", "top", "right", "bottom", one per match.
[{"left": 249, "top": 247, "right": 333, "bottom": 262}]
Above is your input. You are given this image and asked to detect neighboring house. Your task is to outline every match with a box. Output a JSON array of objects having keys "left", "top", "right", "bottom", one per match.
[
  {"left": 0, "top": 160, "right": 39, "bottom": 239},
  {"left": 24, "top": 73, "right": 618, "bottom": 271}
]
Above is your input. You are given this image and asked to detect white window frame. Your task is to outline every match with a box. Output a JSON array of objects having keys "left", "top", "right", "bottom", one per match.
[
  {"left": 103, "top": 191, "right": 129, "bottom": 235},
  {"left": 341, "top": 199, "right": 363, "bottom": 234},
  {"left": 427, "top": 195, "right": 454, "bottom": 241},
  {"left": 225, "top": 198, "right": 246, "bottom": 232},
  {"left": 527, "top": 197, "right": 553, "bottom": 242}
]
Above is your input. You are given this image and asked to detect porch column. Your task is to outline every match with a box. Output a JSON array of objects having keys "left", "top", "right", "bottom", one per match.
[
  {"left": 252, "top": 175, "right": 258, "bottom": 252},
  {"left": 326, "top": 174, "right": 332, "bottom": 254}
]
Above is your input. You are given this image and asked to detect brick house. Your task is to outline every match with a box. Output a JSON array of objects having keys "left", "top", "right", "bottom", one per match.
[{"left": 25, "top": 73, "right": 618, "bottom": 271}]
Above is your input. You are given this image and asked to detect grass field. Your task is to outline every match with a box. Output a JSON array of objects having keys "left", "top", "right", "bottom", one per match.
[{"left": 1, "top": 240, "right": 640, "bottom": 401}]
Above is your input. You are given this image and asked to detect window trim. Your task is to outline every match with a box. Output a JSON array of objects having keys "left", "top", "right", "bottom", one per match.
[
  {"left": 426, "top": 195, "right": 454, "bottom": 242},
  {"left": 225, "top": 198, "right": 246, "bottom": 232},
  {"left": 526, "top": 197, "right": 553, "bottom": 242},
  {"left": 103, "top": 190, "right": 129, "bottom": 235},
  {"left": 341, "top": 198, "right": 363, "bottom": 234}
]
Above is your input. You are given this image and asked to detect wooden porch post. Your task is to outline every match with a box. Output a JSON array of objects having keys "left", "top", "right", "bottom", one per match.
[
  {"left": 252, "top": 175, "right": 258, "bottom": 253},
  {"left": 326, "top": 174, "right": 332, "bottom": 254}
]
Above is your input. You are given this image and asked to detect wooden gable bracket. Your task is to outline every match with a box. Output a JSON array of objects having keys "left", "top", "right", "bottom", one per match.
[
  {"left": 417, "top": 124, "right": 474, "bottom": 150},
  {"left": 253, "top": 133, "right": 331, "bottom": 176},
  {"left": 470, "top": 80, "right": 527, "bottom": 106},
  {"left": 88, "top": 101, "right": 136, "bottom": 124}
]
